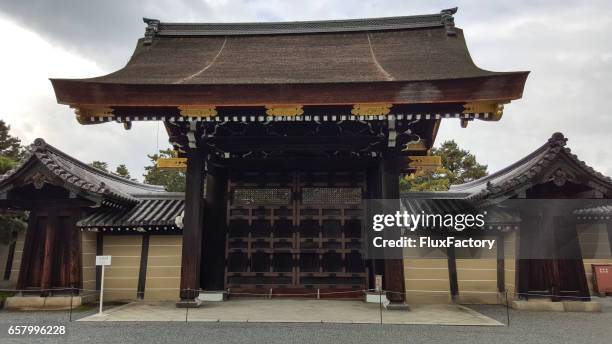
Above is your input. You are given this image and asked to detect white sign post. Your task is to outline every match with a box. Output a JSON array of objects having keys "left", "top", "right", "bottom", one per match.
[{"left": 96, "top": 255, "right": 112, "bottom": 315}]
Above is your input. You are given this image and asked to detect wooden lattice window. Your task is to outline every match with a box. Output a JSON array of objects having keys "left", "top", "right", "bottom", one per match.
[
  {"left": 302, "top": 187, "right": 361, "bottom": 205},
  {"left": 232, "top": 188, "right": 291, "bottom": 206}
]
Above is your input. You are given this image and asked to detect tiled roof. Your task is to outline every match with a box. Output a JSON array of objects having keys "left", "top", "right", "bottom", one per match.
[
  {"left": 0, "top": 138, "right": 167, "bottom": 205},
  {"left": 574, "top": 205, "right": 612, "bottom": 216},
  {"left": 78, "top": 193, "right": 184, "bottom": 230},
  {"left": 449, "top": 132, "right": 612, "bottom": 201},
  {"left": 53, "top": 8, "right": 526, "bottom": 86}
]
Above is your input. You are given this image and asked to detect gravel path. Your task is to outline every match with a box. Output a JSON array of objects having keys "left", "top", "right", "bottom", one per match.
[{"left": 0, "top": 298, "right": 610, "bottom": 344}]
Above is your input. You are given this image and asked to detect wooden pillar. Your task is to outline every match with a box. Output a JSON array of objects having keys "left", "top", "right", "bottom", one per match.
[
  {"left": 3, "top": 240, "right": 16, "bottom": 281},
  {"left": 608, "top": 223, "right": 612, "bottom": 256},
  {"left": 40, "top": 214, "right": 58, "bottom": 296},
  {"left": 95, "top": 232, "right": 103, "bottom": 291},
  {"left": 137, "top": 233, "right": 150, "bottom": 299},
  {"left": 201, "top": 167, "right": 228, "bottom": 291},
  {"left": 17, "top": 214, "right": 38, "bottom": 290},
  {"left": 68, "top": 214, "right": 82, "bottom": 291},
  {"left": 447, "top": 246, "right": 458, "bottom": 301},
  {"left": 380, "top": 149, "right": 405, "bottom": 303},
  {"left": 496, "top": 232, "right": 505, "bottom": 293},
  {"left": 179, "top": 148, "right": 206, "bottom": 302}
]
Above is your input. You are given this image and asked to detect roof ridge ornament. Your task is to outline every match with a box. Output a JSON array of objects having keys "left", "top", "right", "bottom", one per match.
[
  {"left": 548, "top": 132, "right": 568, "bottom": 147},
  {"left": 143, "top": 17, "right": 160, "bottom": 45},
  {"left": 440, "top": 7, "right": 458, "bottom": 36}
]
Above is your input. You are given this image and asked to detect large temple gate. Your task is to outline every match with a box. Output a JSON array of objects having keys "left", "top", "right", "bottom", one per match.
[{"left": 46, "top": 8, "right": 528, "bottom": 305}]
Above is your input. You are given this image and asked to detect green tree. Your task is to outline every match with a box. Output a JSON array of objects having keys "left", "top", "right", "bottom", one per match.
[
  {"left": 0, "top": 156, "right": 17, "bottom": 175},
  {"left": 401, "top": 140, "right": 488, "bottom": 192},
  {"left": 114, "top": 164, "right": 131, "bottom": 179},
  {"left": 0, "top": 216, "right": 26, "bottom": 244},
  {"left": 143, "top": 149, "right": 186, "bottom": 192},
  {"left": 0, "top": 120, "right": 26, "bottom": 244},
  {"left": 0, "top": 120, "right": 23, "bottom": 160},
  {"left": 89, "top": 161, "right": 109, "bottom": 172}
]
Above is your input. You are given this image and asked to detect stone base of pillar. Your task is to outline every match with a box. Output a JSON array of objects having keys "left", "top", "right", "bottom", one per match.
[
  {"left": 176, "top": 299, "right": 202, "bottom": 308},
  {"left": 384, "top": 302, "right": 411, "bottom": 311}
]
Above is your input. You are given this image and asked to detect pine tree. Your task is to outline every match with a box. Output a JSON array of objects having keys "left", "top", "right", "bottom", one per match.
[
  {"left": 114, "top": 164, "right": 131, "bottom": 179},
  {"left": 89, "top": 161, "right": 109, "bottom": 172},
  {"left": 401, "top": 140, "right": 488, "bottom": 192},
  {"left": 0, "top": 120, "right": 26, "bottom": 243},
  {"left": 0, "top": 120, "right": 23, "bottom": 162}
]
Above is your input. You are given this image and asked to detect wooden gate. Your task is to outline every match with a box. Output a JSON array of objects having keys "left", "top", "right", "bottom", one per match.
[{"left": 225, "top": 170, "right": 368, "bottom": 296}]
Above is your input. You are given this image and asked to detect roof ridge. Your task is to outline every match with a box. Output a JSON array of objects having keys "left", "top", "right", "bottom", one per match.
[
  {"left": 453, "top": 132, "right": 612, "bottom": 201},
  {"left": 142, "top": 8, "right": 458, "bottom": 43},
  {"left": 449, "top": 133, "right": 561, "bottom": 192}
]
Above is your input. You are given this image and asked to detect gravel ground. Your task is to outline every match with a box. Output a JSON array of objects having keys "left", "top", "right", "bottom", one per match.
[{"left": 0, "top": 299, "right": 610, "bottom": 344}]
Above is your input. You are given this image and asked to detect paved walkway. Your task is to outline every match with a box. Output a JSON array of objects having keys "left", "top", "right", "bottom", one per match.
[{"left": 78, "top": 299, "right": 502, "bottom": 326}]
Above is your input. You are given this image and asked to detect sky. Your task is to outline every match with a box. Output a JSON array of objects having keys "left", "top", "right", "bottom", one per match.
[{"left": 0, "top": 0, "right": 610, "bottom": 181}]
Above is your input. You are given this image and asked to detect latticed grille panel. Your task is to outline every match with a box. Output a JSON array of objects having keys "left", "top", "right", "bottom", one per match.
[
  {"left": 302, "top": 187, "right": 361, "bottom": 205},
  {"left": 232, "top": 188, "right": 291, "bottom": 206}
]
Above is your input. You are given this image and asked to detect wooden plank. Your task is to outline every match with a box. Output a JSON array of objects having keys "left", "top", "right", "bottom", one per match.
[
  {"left": 137, "top": 234, "right": 150, "bottom": 299},
  {"left": 179, "top": 148, "right": 206, "bottom": 300}
]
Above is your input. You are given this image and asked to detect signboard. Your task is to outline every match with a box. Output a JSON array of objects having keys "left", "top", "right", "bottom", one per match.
[
  {"left": 96, "top": 255, "right": 112, "bottom": 266},
  {"left": 375, "top": 275, "right": 383, "bottom": 292},
  {"left": 156, "top": 158, "right": 187, "bottom": 170}
]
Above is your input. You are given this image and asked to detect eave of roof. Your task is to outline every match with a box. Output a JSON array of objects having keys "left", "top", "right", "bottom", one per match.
[
  {"left": 51, "top": 73, "right": 529, "bottom": 107},
  {"left": 77, "top": 192, "right": 185, "bottom": 230}
]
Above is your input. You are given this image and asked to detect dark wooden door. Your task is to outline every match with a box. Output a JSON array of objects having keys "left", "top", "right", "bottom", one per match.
[{"left": 225, "top": 170, "right": 368, "bottom": 294}]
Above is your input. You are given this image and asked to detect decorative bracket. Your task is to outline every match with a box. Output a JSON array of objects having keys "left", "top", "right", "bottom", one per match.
[
  {"left": 74, "top": 106, "right": 114, "bottom": 124},
  {"left": 178, "top": 106, "right": 218, "bottom": 118},
  {"left": 462, "top": 102, "right": 505, "bottom": 121},
  {"left": 29, "top": 172, "right": 48, "bottom": 189},
  {"left": 387, "top": 117, "right": 397, "bottom": 148},
  {"left": 552, "top": 169, "right": 569, "bottom": 187},
  {"left": 351, "top": 103, "right": 392, "bottom": 116},
  {"left": 265, "top": 105, "right": 304, "bottom": 116},
  {"left": 408, "top": 156, "right": 442, "bottom": 172},
  {"left": 404, "top": 138, "right": 427, "bottom": 152}
]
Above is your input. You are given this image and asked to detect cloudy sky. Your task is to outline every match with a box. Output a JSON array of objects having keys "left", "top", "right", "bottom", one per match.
[{"left": 0, "top": 0, "right": 610, "bottom": 180}]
